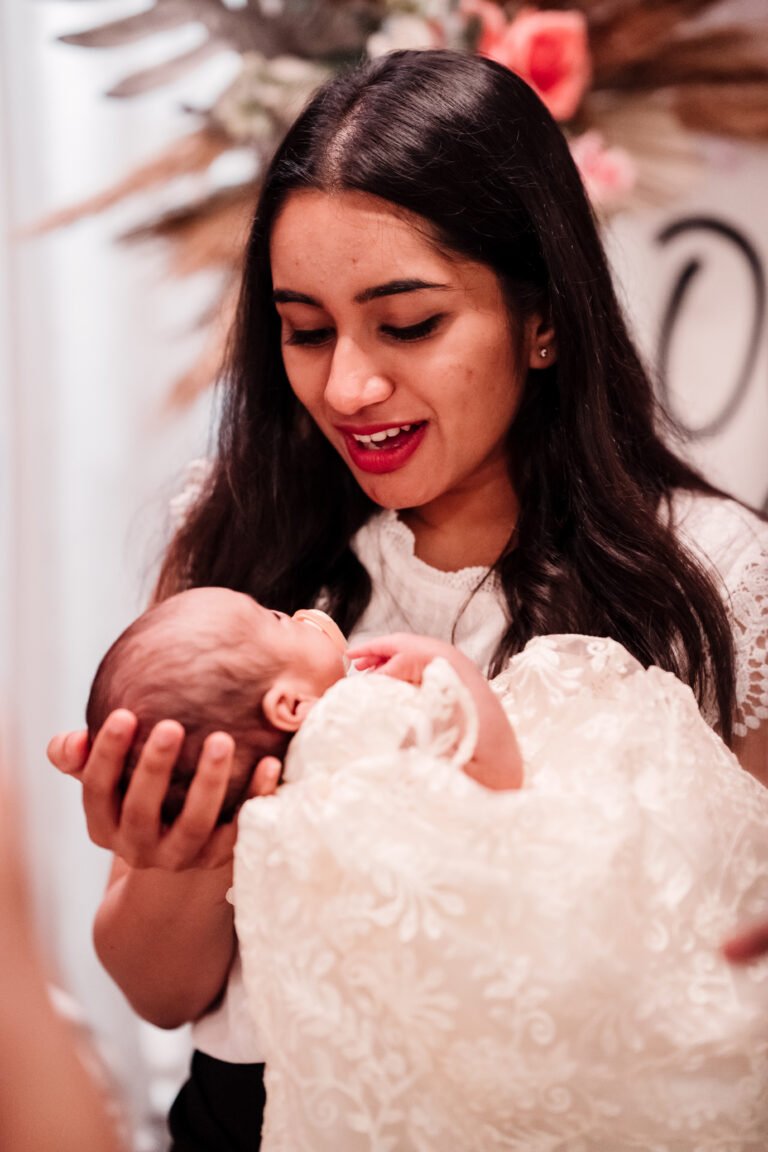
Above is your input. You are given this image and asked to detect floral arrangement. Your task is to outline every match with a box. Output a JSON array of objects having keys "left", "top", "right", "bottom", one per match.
[{"left": 40, "top": 0, "right": 768, "bottom": 403}]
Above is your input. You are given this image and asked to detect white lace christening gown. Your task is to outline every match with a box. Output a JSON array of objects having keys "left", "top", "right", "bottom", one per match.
[{"left": 233, "top": 636, "right": 768, "bottom": 1152}]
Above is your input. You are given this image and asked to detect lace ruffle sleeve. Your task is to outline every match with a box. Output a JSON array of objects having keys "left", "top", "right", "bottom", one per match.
[
  {"left": 727, "top": 529, "right": 768, "bottom": 739},
  {"left": 167, "top": 456, "right": 214, "bottom": 530},
  {"left": 673, "top": 495, "right": 768, "bottom": 743}
]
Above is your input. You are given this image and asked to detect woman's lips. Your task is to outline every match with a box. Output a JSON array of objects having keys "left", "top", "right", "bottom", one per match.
[{"left": 338, "top": 421, "right": 428, "bottom": 475}]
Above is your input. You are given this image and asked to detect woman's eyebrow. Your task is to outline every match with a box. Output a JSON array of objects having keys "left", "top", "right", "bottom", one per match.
[
  {"left": 272, "top": 279, "right": 449, "bottom": 307},
  {"left": 355, "top": 279, "right": 450, "bottom": 303},
  {"left": 272, "top": 289, "right": 321, "bottom": 306}
]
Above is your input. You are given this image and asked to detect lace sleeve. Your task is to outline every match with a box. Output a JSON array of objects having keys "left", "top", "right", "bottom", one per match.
[
  {"left": 727, "top": 543, "right": 768, "bottom": 783},
  {"left": 728, "top": 542, "right": 768, "bottom": 739},
  {"left": 673, "top": 495, "right": 768, "bottom": 759},
  {"left": 167, "top": 456, "right": 214, "bottom": 529}
]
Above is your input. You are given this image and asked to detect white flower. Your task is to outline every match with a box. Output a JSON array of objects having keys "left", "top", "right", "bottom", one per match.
[
  {"left": 367, "top": 14, "right": 441, "bottom": 59},
  {"left": 213, "top": 53, "right": 331, "bottom": 143}
]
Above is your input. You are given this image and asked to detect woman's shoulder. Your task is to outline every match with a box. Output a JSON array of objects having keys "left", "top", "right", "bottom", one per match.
[
  {"left": 670, "top": 489, "right": 768, "bottom": 742},
  {"left": 669, "top": 489, "right": 768, "bottom": 589}
]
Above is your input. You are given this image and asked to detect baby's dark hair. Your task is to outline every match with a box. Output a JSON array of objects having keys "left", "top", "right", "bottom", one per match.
[{"left": 86, "top": 590, "right": 291, "bottom": 824}]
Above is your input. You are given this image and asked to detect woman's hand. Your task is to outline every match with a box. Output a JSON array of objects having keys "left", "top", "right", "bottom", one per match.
[
  {"left": 47, "top": 710, "right": 281, "bottom": 871},
  {"left": 49, "top": 712, "right": 283, "bottom": 1025}
]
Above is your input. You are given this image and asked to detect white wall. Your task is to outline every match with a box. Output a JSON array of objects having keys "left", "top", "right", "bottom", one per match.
[{"left": 606, "top": 142, "right": 768, "bottom": 512}]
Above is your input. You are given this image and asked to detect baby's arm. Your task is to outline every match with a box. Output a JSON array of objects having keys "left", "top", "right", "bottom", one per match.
[{"left": 347, "top": 633, "right": 522, "bottom": 790}]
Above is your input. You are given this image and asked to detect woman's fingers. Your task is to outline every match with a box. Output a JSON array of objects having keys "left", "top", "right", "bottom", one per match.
[
  {"left": 80, "top": 710, "right": 138, "bottom": 849},
  {"left": 118, "top": 720, "right": 185, "bottom": 862},
  {"left": 250, "top": 756, "right": 282, "bottom": 797},
  {"left": 46, "top": 729, "right": 90, "bottom": 776},
  {"left": 159, "top": 732, "right": 235, "bottom": 870},
  {"left": 723, "top": 920, "right": 768, "bottom": 964}
]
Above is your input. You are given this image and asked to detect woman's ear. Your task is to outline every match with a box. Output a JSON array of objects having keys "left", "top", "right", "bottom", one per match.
[
  {"left": 262, "top": 682, "right": 317, "bottom": 733},
  {"left": 525, "top": 313, "right": 557, "bottom": 370}
]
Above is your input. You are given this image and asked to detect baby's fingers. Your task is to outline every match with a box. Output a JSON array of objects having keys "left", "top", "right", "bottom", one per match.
[
  {"left": 374, "top": 652, "right": 425, "bottom": 685},
  {"left": 347, "top": 654, "right": 389, "bottom": 672},
  {"left": 346, "top": 637, "right": 402, "bottom": 663}
]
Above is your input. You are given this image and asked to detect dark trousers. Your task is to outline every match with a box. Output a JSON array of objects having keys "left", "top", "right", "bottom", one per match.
[{"left": 168, "top": 1051, "right": 266, "bottom": 1151}]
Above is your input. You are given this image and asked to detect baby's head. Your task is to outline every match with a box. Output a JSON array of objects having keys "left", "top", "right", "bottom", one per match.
[{"left": 86, "top": 587, "right": 347, "bottom": 824}]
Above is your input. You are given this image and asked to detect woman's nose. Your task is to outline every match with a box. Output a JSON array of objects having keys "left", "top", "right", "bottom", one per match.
[{"left": 323, "top": 339, "right": 394, "bottom": 415}]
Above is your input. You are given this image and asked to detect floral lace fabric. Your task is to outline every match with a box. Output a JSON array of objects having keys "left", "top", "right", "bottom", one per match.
[{"left": 234, "top": 637, "right": 768, "bottom": 1151}]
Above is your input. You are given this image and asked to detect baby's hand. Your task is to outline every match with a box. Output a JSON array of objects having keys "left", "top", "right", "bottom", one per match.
[
  {"left": 348, "top": 633, "right": 456, "bottom": 684},
  {"left": 348, "top": 633, "right": 523, "bottom": 792}
]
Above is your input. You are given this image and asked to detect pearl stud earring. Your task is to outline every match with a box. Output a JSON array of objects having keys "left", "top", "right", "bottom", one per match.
[{"left": 539, "top": 347, "right": 549, "bottom": 360}]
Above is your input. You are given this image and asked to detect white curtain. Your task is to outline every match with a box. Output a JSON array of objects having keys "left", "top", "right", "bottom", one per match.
[
  {"left": 0, "top": 1, "right": 766, "bottom": 1145},
  {"left": 0, "top": 1, "right": 218, "bottom": 1141}
]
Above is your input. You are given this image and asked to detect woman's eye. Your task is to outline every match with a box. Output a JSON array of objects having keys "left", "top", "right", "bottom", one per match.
[
  {"left": 284, "top": 327, "right": 333, "bottom": 348},
  {"left": 382, "top": 315, "right": 443, "bottom": 342}
]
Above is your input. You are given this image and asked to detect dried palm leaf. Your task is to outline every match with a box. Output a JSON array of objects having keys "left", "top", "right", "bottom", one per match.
[
  {"left": 166, "top": 207, "right": 251, "bottom": 277},
  {"left": 60, "top": 0, "right": 383, "bottom": 81},
  {"left": 606, "top": 26, "right": 768, "bottom": 92},
  {"left": 27, "top": 128, "right": 229, "bottom": 234},
  {"left": 59, "top": 0, "right": 207, "bottom": 48},
  {"left": 590, "top": 0, "right": 730, "bottom": 79},
  {"left": 122, "top": 184, "right": 257, "bottom": 275},
  {"left": 674, "top": 83, "right": 768, "bottom": 139},
  {"left": 40, "top": 0, "right": 768, "bottom": 407},
  {"left": 165, "top": 275, "right": 241, "bottom": 407},
  {"left": 106, "top": 39, "right": 224, "bottom": 98}
]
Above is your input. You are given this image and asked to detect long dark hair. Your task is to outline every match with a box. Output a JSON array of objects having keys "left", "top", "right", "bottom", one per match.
[{"left": 157, "top": 49, "right": 737, "bottom": 741}]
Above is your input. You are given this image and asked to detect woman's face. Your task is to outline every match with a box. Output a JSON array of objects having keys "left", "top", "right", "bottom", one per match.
[{"left": 270, "top": 189, "right": 544, "bottom": 515}]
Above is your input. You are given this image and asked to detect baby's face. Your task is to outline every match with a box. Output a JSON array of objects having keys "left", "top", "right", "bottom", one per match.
[{"left": 248, "top": 603, "right": 348, "bottom": 692}]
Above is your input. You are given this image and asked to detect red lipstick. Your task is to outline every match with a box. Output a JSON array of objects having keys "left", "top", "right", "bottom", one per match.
[{"left": 337, "top": 421, "right": 428, "bottom": 475}]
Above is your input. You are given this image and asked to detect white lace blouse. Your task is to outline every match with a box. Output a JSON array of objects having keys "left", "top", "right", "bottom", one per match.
[
  {"left": 190, "top": 487, "right": 768, "bottom": 1063},
  {"left": 353, "top": 495, "right": 768, "bottom": 742}
]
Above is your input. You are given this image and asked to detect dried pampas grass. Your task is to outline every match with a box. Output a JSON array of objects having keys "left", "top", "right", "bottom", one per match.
[{"left": 36, "top": 0, "right": 768, "bottom": 406}]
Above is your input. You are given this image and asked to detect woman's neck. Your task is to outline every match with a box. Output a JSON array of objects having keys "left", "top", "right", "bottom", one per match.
[{"left": 399, "top": 482, "right": 518, "bottom": 572}]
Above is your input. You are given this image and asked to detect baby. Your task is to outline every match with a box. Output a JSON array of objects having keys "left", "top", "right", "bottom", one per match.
[
  {"left": 86, "top": 592, "right": 768, "bottom": 1149},
  {"left": 86, "top": 587, "right": 522, "bottom": 824}
]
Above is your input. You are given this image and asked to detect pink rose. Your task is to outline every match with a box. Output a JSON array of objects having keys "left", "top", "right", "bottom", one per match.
[
  {"left": 464, "top": 3, "right": 591, "bottom": 122},
  {"left": 569, "top": 131, "right": 637, "bottom": 211}
]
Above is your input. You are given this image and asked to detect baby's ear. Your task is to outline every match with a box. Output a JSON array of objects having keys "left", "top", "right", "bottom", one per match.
[{"left": 262, "top": 683, "right": 316, "bottom": 733}]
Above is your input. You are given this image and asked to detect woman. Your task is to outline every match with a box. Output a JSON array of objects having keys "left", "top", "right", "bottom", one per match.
[{"left": 49, "top": 50, "right": 768, "bottom": 1149}]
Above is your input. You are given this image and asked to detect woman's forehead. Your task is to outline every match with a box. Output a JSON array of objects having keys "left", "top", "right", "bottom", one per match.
[
  {"left": 272, "top": 191, "right": 444, "bottom": 270},
  {"left": 270, "top": 189, "right": 488, "bottom": 302}
]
